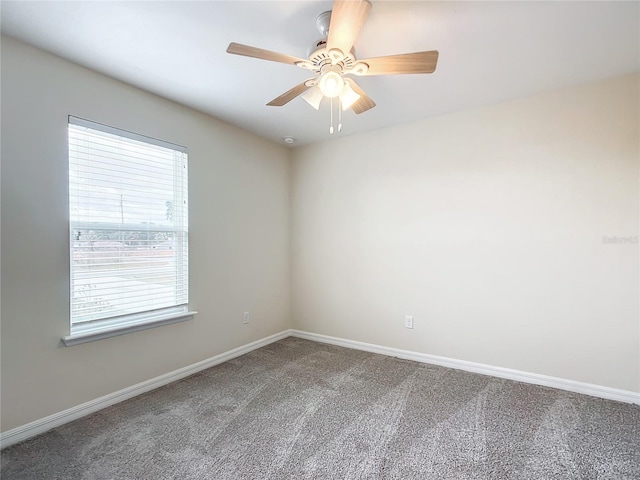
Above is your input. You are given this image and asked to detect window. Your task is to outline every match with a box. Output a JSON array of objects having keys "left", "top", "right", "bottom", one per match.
[{"left": 65, "top": 116, "right": 193, "bottom": 345}]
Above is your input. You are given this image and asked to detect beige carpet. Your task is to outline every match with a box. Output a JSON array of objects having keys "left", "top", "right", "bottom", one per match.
[{"left": 1, "top": 337, "right": 639, "bottom": 479}]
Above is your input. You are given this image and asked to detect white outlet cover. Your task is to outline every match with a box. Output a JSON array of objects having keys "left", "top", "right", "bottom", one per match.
[{"left": 405, "top": 316, "right": 413, "bottom": 329}]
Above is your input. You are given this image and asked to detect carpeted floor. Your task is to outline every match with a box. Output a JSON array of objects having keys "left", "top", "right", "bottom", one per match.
[{"left": 1, "top": 337, "right": 639, "bottom": 479}]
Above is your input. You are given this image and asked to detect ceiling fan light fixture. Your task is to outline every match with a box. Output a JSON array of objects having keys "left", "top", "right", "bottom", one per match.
[
  {"left": 318, "top": 70, "right": 345, "bottom": 98},
  {"left": 227, "top": 0, "right": 439, "bottom": 134},
  {"left": 302, "top": 85, "right": 324, "bottom": 110},
  {"left": 339, "top": 82, "right": 360, "bottom": 110}
]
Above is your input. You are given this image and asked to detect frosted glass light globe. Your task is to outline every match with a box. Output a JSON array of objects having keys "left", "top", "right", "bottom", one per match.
[{"left": 319, "top": 71, "right": 345, "bottom": 98}]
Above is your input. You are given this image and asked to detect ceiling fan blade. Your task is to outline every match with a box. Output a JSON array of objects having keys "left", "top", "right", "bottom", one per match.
[
  {"left": 346, "top": 79, "right": 375, "bottom": 114},
  {"left": 226, "top": 42, "right": 307, "bottom": 66},
  {"left": 326, "top": 0, "right": 372, "bottom": 57},
  {"left": 267, "top": 81, "right": 313, "bottom": 107},
  {"left": 358, "top": 51, "right": 439, "bottom": 75}
]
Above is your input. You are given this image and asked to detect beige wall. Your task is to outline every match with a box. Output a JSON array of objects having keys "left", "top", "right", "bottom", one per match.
[
  {"left": 1, "top": 36, "right": 291, "bottom": 431},
  {"left": 2, "top": 34, "right": 638, "bottom": 434},
  {"left": 291, "top": 74, "right": 640, "bottom": 392}
]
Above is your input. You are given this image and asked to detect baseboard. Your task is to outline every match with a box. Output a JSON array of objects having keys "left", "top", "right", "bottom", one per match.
[
  {"left": 0, "top": 330, "right": 292, "bottom": 449},
  {"left": 4, "top": 328, "right": 638, "bottom": 449},
  {"left": 290, "top": 330, "right": 640, "bottom": 405}
]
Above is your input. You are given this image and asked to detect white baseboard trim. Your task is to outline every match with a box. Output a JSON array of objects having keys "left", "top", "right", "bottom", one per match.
[
  {"left": 3, "top": 328, "right": 638, "bottom": 449},
  {"left": 290, "top": 330, "right": 640, "bottom": 406},
  {"left": 0, "top": 330, "right": 291, "bottom": 449}
]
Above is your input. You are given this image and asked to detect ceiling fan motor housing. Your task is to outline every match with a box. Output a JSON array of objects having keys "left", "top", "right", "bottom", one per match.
[
  {"left": 309, "top": 10, "right": 358, "bottom": 66},
  {"left": 307, "top": 39, "right": 328, "bottom": 59}
]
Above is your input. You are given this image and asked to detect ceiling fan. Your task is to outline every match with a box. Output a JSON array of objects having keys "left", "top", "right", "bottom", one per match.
[{"left": 226, "top": 0, "right": 438, "bottom": 133}]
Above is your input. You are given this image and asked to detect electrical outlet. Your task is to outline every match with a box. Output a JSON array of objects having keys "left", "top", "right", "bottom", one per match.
[
  {"left": 404, "top": 315, "right": 414, "bottom": 329},
  {"left": 243, "top": 312, "right": 250, "bottom": 324}
]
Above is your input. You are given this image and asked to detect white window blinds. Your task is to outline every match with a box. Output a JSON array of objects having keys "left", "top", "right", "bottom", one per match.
[{"left": 68, "top": 116, "right": 188, "bottom": 334}]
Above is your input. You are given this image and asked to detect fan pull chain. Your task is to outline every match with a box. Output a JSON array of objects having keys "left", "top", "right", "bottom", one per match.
[
  {"left": 338, "top": 99, "right": 343, "bottom": 133},
  {"left": 329, "top": 97, "right": 334, "bottom": 135}
]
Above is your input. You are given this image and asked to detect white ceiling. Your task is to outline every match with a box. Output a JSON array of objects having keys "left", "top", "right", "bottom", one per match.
[{"left": 2, "top": 1, "right": 639, "bottom": 147}]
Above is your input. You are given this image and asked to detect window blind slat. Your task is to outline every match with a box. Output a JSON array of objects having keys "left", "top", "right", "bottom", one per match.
[{"left": 69, "top": 115, "right": 187, "bottom": 152}]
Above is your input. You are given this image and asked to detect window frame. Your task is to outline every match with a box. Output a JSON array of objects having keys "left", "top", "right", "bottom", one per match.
[{"left": 63, "top": 116, "right": 195, "bottom": 346}]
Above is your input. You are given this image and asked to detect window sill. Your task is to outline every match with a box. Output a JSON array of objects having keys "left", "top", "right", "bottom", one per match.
[{"left": 62, "top": 310, "right": 197, "bottom": 346}]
